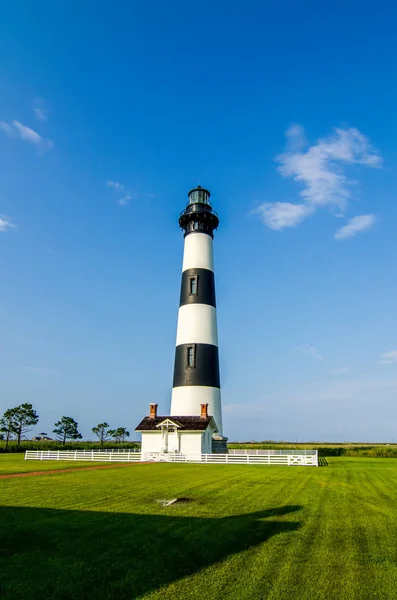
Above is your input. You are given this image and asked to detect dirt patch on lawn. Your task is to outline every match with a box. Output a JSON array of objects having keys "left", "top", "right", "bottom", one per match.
[{"left": 0, "top": 463, "right": 146, "bottom": 479}]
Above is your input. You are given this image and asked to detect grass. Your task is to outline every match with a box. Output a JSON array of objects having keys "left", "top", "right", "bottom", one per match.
[
  {"left": 1, "top": 456, "right": 397, "bottom": 599},
  {"left": 0, "top": 453, "right": 111, "bottom": 475}
]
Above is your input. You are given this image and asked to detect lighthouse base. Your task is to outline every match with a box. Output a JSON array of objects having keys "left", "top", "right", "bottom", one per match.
[{"left": 212, "top": 435, "right": 228, "bottom": 454}]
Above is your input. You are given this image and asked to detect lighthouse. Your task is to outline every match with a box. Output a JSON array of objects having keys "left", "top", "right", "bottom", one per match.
[
  {"left": 135, "top": 185, "right": 227, "bottom": 456},
  {"left": 170, "top": 186, "right": 227, "bottom": 450}
]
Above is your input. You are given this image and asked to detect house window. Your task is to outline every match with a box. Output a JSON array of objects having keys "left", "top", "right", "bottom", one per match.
[
  {"left": 189, "top": 276, "right": 198, "bottom": 295},
  {"left": 187, "top": 345, "right": 196, "bottom": 367},
  {"left": 168, "top": 427, "right": 175, "bottom": 433}
]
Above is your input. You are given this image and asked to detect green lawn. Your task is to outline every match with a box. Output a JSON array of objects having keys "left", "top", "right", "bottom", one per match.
[
  {"left": 0, "top": 453, "right": 111, "bottom": 475},
  {"left": 1, "top": 456, "right": 397, "bottom": 599}
]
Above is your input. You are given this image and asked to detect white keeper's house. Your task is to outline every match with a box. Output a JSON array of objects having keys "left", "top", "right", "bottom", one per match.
[{"left": 136, "top": 403, "right": 218, "bottom": 455}]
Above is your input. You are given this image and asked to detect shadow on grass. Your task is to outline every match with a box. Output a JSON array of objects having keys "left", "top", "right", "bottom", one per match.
[{"left": 0, "top": 504, "right": 301, "bottom": 599}]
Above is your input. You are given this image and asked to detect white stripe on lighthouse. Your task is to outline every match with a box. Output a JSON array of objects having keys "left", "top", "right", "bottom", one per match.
[
  {"left": 171, "top": 386, "right": 223, "bottom": 434},
  {"left": 182, "top": 233, "right": 214, "bottom": 272},
  {"left": 175, "top": 304, "right": 218, "bottom": 346}
]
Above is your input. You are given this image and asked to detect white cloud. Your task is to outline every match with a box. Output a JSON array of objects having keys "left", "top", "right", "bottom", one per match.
[
  {"left": 331, "top": 367, "right": 352, "bottom": 375},
  {"left": 118, "top": 195, "right": 131, "bottom": 206},
  {"left": 0, "top": 119, "right": 53, "bottom": 151},
  {"left": 106, "top": 180, "right": 124, "bottom": 191},
  {"left": 285, "top": 123, "right": 307, "bottom": 151},
  {"left": 13, "top": 120, "right": 43, "bottom": 144},
  {"left": 379, "top": 351, "right": 397, "bottom": 365},
  {"left": 0, "top": 121, "right": 12, "bottom": 134},
  {"left": 0, "top": 217, "right": 14, "bottom": 232},
  {"left": 334, "top": 214, "right": 376, "bottom": 240},
  {"left": 33, "top": 107, "right": 48, "bottom": 122},
  {"left": 297, "top": 345, "right": 324, "bottom": 360},
  {"left": 32, "top": 97, "right": 49, "bottom": 122},
  {"left": 254, "top": 202, "right": 313, "bottom": 230},
  {"left": 255, "top": 125, "right": 381, "bottom": 231}
]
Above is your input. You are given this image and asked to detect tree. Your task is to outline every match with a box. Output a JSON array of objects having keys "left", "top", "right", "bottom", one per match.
[
  {"left": 5, "top": 403, "right": 39, "bottom": 446},
  {"left": 53, "top": 417, "right": 83, "bottom": 445},
  {"left": 92, "top": 422, "right": 110, "bottom": 446},
  {"left": 108, "top": 427, "right": 130, "bottom": 443},
  {"left": 116, "top": 427, "right": 130, "bottom": 443},
  {"left": 0, "top": 409, "right": 16, "bottom": 449},
  {"left": 107, "top": 429, "right": 117, "bottom": 443}
]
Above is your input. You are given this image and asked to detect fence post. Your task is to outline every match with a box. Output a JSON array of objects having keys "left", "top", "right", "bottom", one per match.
[
  {"left": 57, "top": 451, "right": 60, "bottom": 461},
  {"left": 268, "top": 452, "right": 270, "bottom": 465},
  {"left": 247, "top": 454, "right": 250, "bottom": 464},
  {"left": 40, "top": 451, "right": 43, "bottom": 461}
]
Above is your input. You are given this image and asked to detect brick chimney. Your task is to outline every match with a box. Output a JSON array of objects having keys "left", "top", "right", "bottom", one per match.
[
  {"left": 200, "top": 403, "right": 208, "bottom": 419},
  {"left": 149, "top": 403, "right": 158, "bottom": 419}
]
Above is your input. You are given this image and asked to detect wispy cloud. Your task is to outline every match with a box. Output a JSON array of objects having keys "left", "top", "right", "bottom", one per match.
[
  {"left": 106, "top": 180, "right": 124, "bottom": 191},
  {"left": 297, "top": 345, "right": 324, "bottom": 360},
  {"left": 33, "top": 107, "right": 48, "bottom": 122},
  {"left": 106, "top": 181, "right": 142, "bottom": 206},
  {"left": 254, "top": 202, "right": 313, "bottom": 230},
  {"left": 331, "top": 367, "right": 352, "bottom": 375},
  {"left": 0, "top": 217, "right": 15, "bottom": 232},
  {"left": 0, "top": 119, "right": 53, "bottom": 151},
  {"left": 379, "top": 351, "right": 397, "bottom": 365},
  {"left": 334, "top": 214, "right": 376, "bottom": 240},
  {"left": 118, "top": 195, "right": 132, "bottom": 206},
  {"left": 0, "top": 121, "right": 12, "bottom": 135},
  {"left": 33, "top": 97, "right": 49, "bottom": 122},
  {"left": 255, "top": 125, "right": 381, "bottom": 231}
]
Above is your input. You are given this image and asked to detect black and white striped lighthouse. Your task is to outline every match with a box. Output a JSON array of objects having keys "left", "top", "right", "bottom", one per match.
[{"left": 170, "top": 186, "right": 226, "bottom": 449}]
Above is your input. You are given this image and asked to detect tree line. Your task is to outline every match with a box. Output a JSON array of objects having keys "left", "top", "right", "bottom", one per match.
[{"left": 0, "top": 403, "right": 130, "bottom": 448}]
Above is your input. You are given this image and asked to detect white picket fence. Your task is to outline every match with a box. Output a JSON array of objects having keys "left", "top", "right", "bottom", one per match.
[
  {"left": 25, "top": 450, "right": 318, "bottom": 466},
  {"left": 143, "top": 452, "right": 318, "bottom": 466},
  {"left": 229, "top": 449, "right": 317, "bottom": 456},
  {"left": 25, "top": 450, "right": 141, "bottom": 462}
]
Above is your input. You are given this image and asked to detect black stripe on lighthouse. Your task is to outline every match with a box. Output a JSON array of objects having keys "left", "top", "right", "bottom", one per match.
[
  {"left": 173, "top": 343, "right": 220, "bottom": 388},
  {"left": 179, "top": 268, "right": 216, "bottom": 308}
]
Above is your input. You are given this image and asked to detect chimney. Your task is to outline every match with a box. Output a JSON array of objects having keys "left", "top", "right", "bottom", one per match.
[
  {"left": 149, "top": 403, "right": 158, "bottom": 419},
  {"left": 200, "top": 403, "right": 208, "bottom": 419}
]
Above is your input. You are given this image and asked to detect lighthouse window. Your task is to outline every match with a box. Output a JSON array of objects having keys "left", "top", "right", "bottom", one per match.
[
  {"left": 187, "top": 345, "right": 196, "bottom": 367},
  {"left": 189, "top": 276, "right": 198, "bottom": 295}
]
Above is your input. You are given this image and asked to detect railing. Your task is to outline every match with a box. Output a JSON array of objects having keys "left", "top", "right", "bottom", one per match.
[
  {"left": 144, "top": 453, "right": 317, "bottom": 466},
  {"left": 90, "top": 448, "right": 140, "bottom": 453},
  {"left": 25, "top": 450, "right": 141, "bottom": 462},
  {"left": 228, "top": 449, "right": 317, "bottom": 456},
  {"left": 25, "top": 450, "right": 318, "bottom": 466}
]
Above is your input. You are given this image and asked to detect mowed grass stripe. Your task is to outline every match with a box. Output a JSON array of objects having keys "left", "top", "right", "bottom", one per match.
[
  {"left": 0, "top": 453, "right": 113, "bottom": 475},
  {"left": 1, "top": 457, "right": 397, "bottom": 599}
]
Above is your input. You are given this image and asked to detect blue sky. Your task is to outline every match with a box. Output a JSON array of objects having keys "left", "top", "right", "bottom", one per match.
[{"left": 1, "top": 1, "right": 396, "bottom": 442}]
